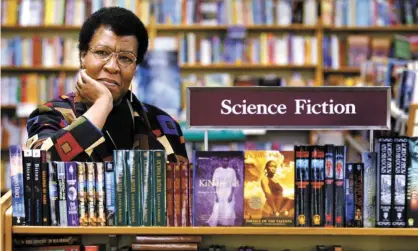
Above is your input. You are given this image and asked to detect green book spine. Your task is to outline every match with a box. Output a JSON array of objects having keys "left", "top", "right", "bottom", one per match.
[
  {"left": 153, "top": 150, "right": 166, "bottom": 226},
  {"left": 125, "top": 150, "right": 132, "bottom": 226},
  {"left": 114, "top": 150, "right": 126, "bottom": 226},
  {"left": 128, "top": 150, "right": 141, "bottom": 226},
  {"left": 135, "top": 150, "right": 143, "bottom": 226},
  {"left": 141, "top": 150, "right": 152, "bottom": 226}
]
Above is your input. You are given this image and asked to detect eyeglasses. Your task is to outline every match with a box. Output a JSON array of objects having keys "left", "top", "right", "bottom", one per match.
[{"left": 88, "top": 45, "right": 137, "bottom": 67}]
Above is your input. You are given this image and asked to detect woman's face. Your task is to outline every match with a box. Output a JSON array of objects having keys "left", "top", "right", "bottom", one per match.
[
  {"left": 80, "top": 26, "right": 138, "bottom": 103},
  {"left": 266, "top": 161, "right": 277, "bottom": 175}
]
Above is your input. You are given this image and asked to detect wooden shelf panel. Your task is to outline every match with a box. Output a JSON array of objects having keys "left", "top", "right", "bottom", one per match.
[
  {"left": 1, "top": 66, "right": 79, "bottom": 72},
  {"left": 1, "top": 25, "right": 317, "bottom": 32},
  {"left": 324, "top": 67, "right": 361, "bottom": 74},
  {"left": 324, "top": 25, "right": 418, "bottom": 32},
  {"left": 11, "top": 226, "right": 418, "bottom": 236}
]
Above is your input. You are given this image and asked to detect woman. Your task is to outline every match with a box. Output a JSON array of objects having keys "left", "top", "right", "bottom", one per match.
[
  {"left": 261, "top": 160, "right": 293, "bottom": 217},
  {"left": 26, "top": 7, "right": 188, "bottom": 163}
]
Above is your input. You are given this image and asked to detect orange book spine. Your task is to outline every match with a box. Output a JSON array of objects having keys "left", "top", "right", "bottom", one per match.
[
  {"left": 173, "top": 163, "right": 182, "bottom": 226},
  {"left": 180, "top": 162, "right": 189, "bottom": 226},
  {"left": 166, "top": 163, "right": 174, "bottom": 226}
]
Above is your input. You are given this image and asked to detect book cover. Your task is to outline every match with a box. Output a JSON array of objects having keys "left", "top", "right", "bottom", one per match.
[
  {"left": 193, "top": 151, "right": 244, "bottom": 226},
  {"left": 376, "top": 137, "right": 393, "bottom": 227},
  {"left": 105, "top": 161, "right": 116, "bottom": 226},
  {"left": 140, "top": 150, "right": 152, "bottom": 226},
  {"left": 361, "top": 152, "right": 377, "bottom": 228},
  {"left": 9, "top": 145, "right": 25, "bottom": 225},
  {"left": 126, "top": 150, "right": 137, "bottom": 226},
  {"left": 354, "top": 163, "right": 364, "bottom": 227},
  {"left": 324, "top": 145, "right": 334, "bottom": 227},
  {"left": 407, "top": 137, "right": 418, "bottom": 227},
  {"left": 334, "top": 146, "right": 346, "bottom": 227},
  {"left": 244, "top": 150, "right": 294, "bottom": 226},
  {"left": 188, "top": 163, "right": 194, "bottom": 226},
  {"left": 174, "top": 162, "right": 182, "bottom": 226},
  {"left": 392, "top": 137, "right": 408, "bottom": 227},
  {"left": 95, "top": 162, "right": 106, "bottom": 226},
  {"left": 65, "top": 161, "right": 79, "bottom": 226},
  {"left": 23, "top": 149, "right": 34, "bottom": 225},
  {"left": 32, "top": 149, "right": 42, "bottom": 226},
  {"left": 180, "top": 162, "right": 189, "bottom": 226},
  {"left": 77, "top": 162, "right": 88, "bottom": 226},
  {"left": 40, "top": 150, "right": 50, "bottom": 226},
  {"left": 114, "top": 150, "right": 126, "bottom": 226},
  {"left": 295, "top": 145, "right": 310, "bottom": 227},
  {"left": 48, "top": 161, "right": 59, "bottom": 226},
  {"left": 56, "top": 161, "right": 68, "bottom": 226},
  {"left": 166, "top": 162, "right": 175, "bottom": 226},
  {"left": 310, "top": 146, "right": 325, "bottom": 226},
  {"left": 345, "top": 163, "right": 355, "bottom": 227},
  {"left": 153, "top": 150, "right": 166, "bottom": 226},
  {"left": 86, "top": 162, "right": 97, "bottom": 226}
]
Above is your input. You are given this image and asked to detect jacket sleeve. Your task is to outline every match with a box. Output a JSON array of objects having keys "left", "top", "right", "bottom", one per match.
[{"left": 26, "top": 104, "right": 105, "bottom": 161}]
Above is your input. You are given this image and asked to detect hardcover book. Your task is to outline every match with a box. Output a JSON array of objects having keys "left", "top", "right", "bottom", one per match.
[
  {"left": 295, "top": 146, "right": 310, "bottom": 227},
  {"left": 193, "top": 151, "right": 244, "bottom": 226},
  {"left": 243, "top": 150, "right": 294, "bottom": 226}
]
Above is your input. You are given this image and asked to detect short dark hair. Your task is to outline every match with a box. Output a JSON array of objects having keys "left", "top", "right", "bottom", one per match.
[{"left": 78, "top": 7, "right": 149, "bottom": 65}]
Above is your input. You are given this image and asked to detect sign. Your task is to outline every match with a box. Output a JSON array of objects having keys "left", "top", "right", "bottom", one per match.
[{"left": 186, "top": 86, "right": 390, "bottom": 130}]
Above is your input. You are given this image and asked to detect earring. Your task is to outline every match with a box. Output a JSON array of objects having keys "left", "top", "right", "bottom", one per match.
[{"left": 129, "top": 83, "right": 133, "bottom": 102}]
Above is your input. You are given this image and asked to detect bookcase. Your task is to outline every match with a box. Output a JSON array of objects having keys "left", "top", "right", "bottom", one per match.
[{"left": 2, "top": 1, "right": 418, "bottom": 250}]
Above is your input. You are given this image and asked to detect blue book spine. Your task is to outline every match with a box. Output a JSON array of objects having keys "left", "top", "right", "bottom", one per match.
[{"left": 9, "top": 146, "right": 26, "bottom": 225}]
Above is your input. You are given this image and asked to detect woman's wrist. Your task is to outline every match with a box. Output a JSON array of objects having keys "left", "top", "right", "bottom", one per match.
[{"left": 96, "top": 96, "right": 113, "bottom": 113}]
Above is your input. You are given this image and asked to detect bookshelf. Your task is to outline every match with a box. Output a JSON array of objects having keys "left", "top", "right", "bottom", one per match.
[{"left": 10, "top": 226, "right": 418, "bottom": 236}]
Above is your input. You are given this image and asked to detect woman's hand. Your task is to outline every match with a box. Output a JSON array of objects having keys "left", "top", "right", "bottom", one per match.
[{"left": 76, "top": 70, "right": 113, "bottom": 105}]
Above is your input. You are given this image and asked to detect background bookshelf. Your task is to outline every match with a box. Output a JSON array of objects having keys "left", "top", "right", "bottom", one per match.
[{"left": 1, "top": 0, "right": 418, "bottom": 249}]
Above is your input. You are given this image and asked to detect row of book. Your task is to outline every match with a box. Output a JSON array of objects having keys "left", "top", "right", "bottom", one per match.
[
  {"left": 1, "top": 74, "right": 76, "bottom": 106},
  {"left": 178, "top": 33, "right": 318, "bottom": 66},
  {"left": 1, "top": 0, "right": 318, "bottom": 27},
  {"left": 323, "top": 34, "right": 418, "bottom": 70},
  {"left": 321, "top": 0, "right": 418, "bottom": 27},
  {"left": 9, "top": 147, "right": 193, "bottom": 227},
  {"left": 1, "top": 37, "right": 79, "bottom": 68}
]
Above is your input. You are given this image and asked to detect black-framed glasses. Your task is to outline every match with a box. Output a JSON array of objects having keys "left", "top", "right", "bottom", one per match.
[{"left": 88, "top": 45, "right": 137, "bottom": 67}]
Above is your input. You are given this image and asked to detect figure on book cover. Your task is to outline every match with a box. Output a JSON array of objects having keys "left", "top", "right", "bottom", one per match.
[
  {"left": 207, "top": 157, "right": 240, "bottom": 226},
  {"left": 25, "top": 7, "right": 188, "bottom": 164}
]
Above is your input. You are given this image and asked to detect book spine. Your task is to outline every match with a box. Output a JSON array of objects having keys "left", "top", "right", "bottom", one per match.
[
  {"left": 334, "top": 146, "right": 346, "bottom": 227},
  {"left": 141, "top": 150, "right": 152, "bottom": 226},
  {"left": 32, "top": 149, "right": 42, "bottom": 226},
  {"left": 86, "top": 162, "right": 97, "bottom": 226},
  {"left": 127, "top": 150, "right": 138, "bottom": 226},
  {"left": 188, "top": 163, "right": 193, "bottom": 226},
  {"left": 40, "top": 150, "right": 50, "bottom": 226},
  {"left": 345, "top": 163, "right": 355, "bottom": 227},
  {"left": 310, "top": 145, "right": 325, "bottom": 226},
  {"left": 407, "top": 137, "right": 418, "bottom": 227},
  {"left": 392, "top": 137, "right": 408, "bottom": 227},
  {"left": 361, "top": 152, "right": 377, "bottom": 228},
  {"left": 48, "top": 161, "right": 59, "bottom": 226},
  {"left": 105, "top": 161, "right": 116, "bottom": 226},
  {"left": 23, "top": 149, "right": 34, "bottom": 225},
  {"left": 173, "top": 162, "right": 182, "bottom": 226},
  {"left": 376, "top": 137, "right": 393, "bottom": 227},
  {"left": 324, "top": 145, "right": 335, "bottom": 227},
  {"left": 77, "top": 162, "right": 88, "bottom": 226},
  {"left": 166, "top": 163, "right": 175, "bottom": 226},
  {"left": 125, "top": 150, "right": 133, "bottom": 226},
  {"left": 295, "top": 145, "right": 310, "bottom": 227},
  {"left": 9, "top": 146, "right": 26, "bottom": 225},
  {"left": 56, "top": 162, "right": 68, "bottom": 226},
  {"left": 354, "top": 163, "right": 364, "bottom": 227},
  {"left": 154, "top": 150, "right": 166, "bottom": 226},
  {"left": 95, "top": 162, "right": 106, "bottom": 226},
  {"left": 114, "top": 150, "right": 126, "bottom": 226},
  {"left": 135, "top": 150, "right": 143, "bottom": 226},
  {"left": 180, "top": 162, "right": 189, "bottom": 227},
  {"left": 65, "top": 162, "right": 79, "bottom": 226}
]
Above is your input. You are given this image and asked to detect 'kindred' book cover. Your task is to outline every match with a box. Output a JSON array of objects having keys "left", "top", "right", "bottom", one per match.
[{"left": 193, "top": 151, "right": 244, "bottom": 226}]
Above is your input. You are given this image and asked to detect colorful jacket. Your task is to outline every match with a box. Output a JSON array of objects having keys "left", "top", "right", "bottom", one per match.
[{"left": 26, "top": 91, "right": 188, "bottom": 163}]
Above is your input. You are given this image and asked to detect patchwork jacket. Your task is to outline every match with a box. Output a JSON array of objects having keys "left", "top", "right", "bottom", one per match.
[{"left": 26, "top": 91, "right": 188, "bottom": 163}]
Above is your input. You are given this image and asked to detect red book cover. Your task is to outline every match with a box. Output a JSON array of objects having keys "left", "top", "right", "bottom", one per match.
[
  {"left": 173, "top": 163, "right": 182, "bottom": 226},
  {"left": 166, "top": 162, "right": 174, "bottom": 226},
  {"left": 180, "top": 162, "right": 189, "bottom": 226}
]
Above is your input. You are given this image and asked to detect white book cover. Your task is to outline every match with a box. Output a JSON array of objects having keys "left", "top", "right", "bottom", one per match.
[
  {"left": 187, "top": 33, "right": 196, "bottom": 64},
  {"left": 331, "top": 35, "right": 340, "bottom": 69},
  {"left": 292, "top": 36, "right": 305, "bottom": 65},
  {"left": 277, "top": 0, "right": 292, "bottom": 25},
  {"left": 311, "top": 37, "right": 318, "bottom": 65},
  {"left": 200, "top": 38, "right": 212, "bottom": 65}
]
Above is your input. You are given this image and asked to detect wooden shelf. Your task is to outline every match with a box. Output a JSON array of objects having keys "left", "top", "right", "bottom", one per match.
[
  {"left": 1, "top": 66, "right": 79, "bottom": 72},
  {"left": 11, "top": 226, "right": 418, "bottom": 236},
  {"left": 1, "top": 105, "right": 17, "bottom": 109},
  {"left": 324, "top": 25, "right": 418, "bottom": 32},
  {"left": 324, "top": 67, "right": 361, "bottom": 74},
  {"left": 1, "top": 24, "right": 317, "bottom": 32}
]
